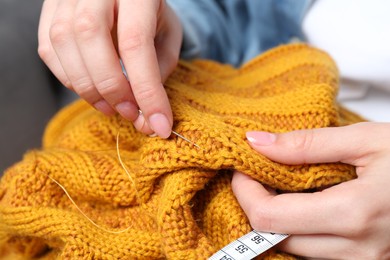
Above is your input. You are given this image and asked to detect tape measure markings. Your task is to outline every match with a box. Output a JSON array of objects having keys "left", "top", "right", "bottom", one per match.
[
  {"left": 219, "top": 249, "right": 234, "bottom": 260},
  {"left": 209, "top": 230, "right": 289, "bottom": 260},
  {"left": 237, "top": 239, "right": 257, "bottom": 255}
]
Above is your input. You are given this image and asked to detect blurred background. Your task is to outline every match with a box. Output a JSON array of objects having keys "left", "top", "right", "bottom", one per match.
[
  {"left": 0, "top": 0, "right": 76, "bottom": 174},
  {"left": 303, "top": 0, "right": 390, "bottom": 123}
]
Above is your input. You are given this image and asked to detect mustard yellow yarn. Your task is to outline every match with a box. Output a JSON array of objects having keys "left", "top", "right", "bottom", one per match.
[{"left": 0, "top": 44, "right": 363, "bottom": 259}]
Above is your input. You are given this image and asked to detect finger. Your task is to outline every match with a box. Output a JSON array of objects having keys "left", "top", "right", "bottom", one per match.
[
  {"left": 246, "top": 122, "right": 390, "bottom": 166},
  {"left": 38, "top": 0, "right": 69, "bottom": 87},
  {"left": 118, "top": 0, "right": 173, "bottom": 139},
  {"left": 133, "top": 111, "right": 154, "bottom": 135},
  {"left": 155, "top": 36, "right": 179, "bottom": 82},
  {"left": 231, "top": 171, "right": 362, "bottom": 235},
  {"left": 154, "top": 5, "right": 182, "bottom": 82},
  {"left": 279, "top": 234, "right": 354, "bottom": 259},
  {"left": 49, "top": 0, "right": 115, "bottom": 115},
  {"left": 74, "top": 0, "right": 139, "bottom": 121}
]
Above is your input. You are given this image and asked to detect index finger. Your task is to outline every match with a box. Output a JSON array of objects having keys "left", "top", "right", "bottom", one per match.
[
  {"left": 246, "top": 123, "right": 390, "bottom": 166},
  {"left": 118, "top": 0, "right": 172, "bottom": 139}
]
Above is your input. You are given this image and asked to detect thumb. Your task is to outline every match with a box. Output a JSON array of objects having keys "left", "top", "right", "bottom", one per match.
[{"left": 246, "top": 122, "right": 388, "bottom": 166}]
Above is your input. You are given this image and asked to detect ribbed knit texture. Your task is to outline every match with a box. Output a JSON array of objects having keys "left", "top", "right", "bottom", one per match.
[{"left": 0, "top": 44, "right": 363, "bottom": 259}]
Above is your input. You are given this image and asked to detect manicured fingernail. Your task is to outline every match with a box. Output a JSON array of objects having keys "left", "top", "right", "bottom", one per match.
[
  {"left": 93, "top": 100, "right": 115, "bottom": 116},
  {"left": 132, "top": 112, "right": 153, "bottom": 135},
  {"left": 246, "top": 131, "right": 276, "bottom": 146},
  {"left": 133, "top": 112, "right": 146, "bottom": 131},
  {"left": 116, "top": 101, "right": 138, "bottom": 121},
  {"left": 149, "top": 113, "right": 172, "bottom": 139}
]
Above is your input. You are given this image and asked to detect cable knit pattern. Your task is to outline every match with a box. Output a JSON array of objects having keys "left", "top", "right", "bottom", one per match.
[{"left": 0, "top": 44, "right": 363, "bottom": 259}]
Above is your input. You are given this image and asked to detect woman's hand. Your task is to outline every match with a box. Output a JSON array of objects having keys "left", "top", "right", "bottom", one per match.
[
  {"left": 232, "top": 122, "right": 390, "bottom": 259},
  {"left": 38, "top": 0, "right": 182, "bottom": 138}
]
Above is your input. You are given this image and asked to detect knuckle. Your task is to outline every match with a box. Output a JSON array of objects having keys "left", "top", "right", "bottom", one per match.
[
  {"left": 133, "top": 83, "right": 158, "bottom": 103},
  {"left": 343, "top": 215, "right": 369, "bottom": 237},
  {"left": 289, "top": 129, "right": 315, "bottom": 162},
  {"left": 37, "top": 44, "right": 52, "bottom": 62},
  {"left": 119, "top": 30, "right": 148, "bottom": 53},
  {"left": 76, "top": 85, "right": 95, "bottom": 98},
  {"left": 74, "top": 11, "right": 100, "bottom": 37},
  {"left": 49, "top": 20, "right": 72, "bottom": 45},
  {"left": 95, "top": 77, "right": 122, "bottom": 97},
  {"left": 73, "top": 77, "right": 92, "bottom": 89},
  {"left": 63, "top": 79, "right": 73, "bottom": 90},
  {"left": 248, "top": 205, "right": 273, "bottom": 232},
  {"left": 342, "top": 198, "right": 372, "bottom": 237},
  {"left": 72, "top": 78, "right": 96, "bottom": 97}
]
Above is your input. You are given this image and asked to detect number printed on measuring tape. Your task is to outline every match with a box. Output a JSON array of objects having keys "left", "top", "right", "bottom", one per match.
[{"left": 208, "top": 230, "right": 289, "bottom": 260}]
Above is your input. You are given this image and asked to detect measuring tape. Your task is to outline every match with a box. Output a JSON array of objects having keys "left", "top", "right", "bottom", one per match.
[{"left": 209, "top": 231, "right": 289, "bottom": 260}]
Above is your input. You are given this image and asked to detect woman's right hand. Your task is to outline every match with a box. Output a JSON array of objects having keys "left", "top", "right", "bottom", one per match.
[{"left": 38, "top": 0, "right": 183, "bottom": 138}]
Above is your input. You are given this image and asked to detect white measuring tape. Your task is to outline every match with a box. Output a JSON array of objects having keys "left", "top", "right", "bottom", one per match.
[{"left": 209, "top": 230, "right": 289, "bottom": 260}]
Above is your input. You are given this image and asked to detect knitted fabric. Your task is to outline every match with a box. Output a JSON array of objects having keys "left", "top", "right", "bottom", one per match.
[{"left": 0, "top": 44, "right": 363, "bottom": 259}]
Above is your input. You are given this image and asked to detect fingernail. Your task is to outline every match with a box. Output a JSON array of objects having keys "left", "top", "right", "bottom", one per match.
[
  {"left": 93, "top": 100, "right": 115, "bottom": 116},
  {"left": 132, "top": 112, "right": 155, "bottom": 135},
  {"left": 116, "top": 101, "right": 138, "bottom": 121},
  {"left": 246, "top": 131, "right": 276, "bottom": 146},
  {"left": 149, "top": 113, "right": 172, "bottom": 139},
  {"left": 133, "top": 112, "right": 146, "bottom": 131}
]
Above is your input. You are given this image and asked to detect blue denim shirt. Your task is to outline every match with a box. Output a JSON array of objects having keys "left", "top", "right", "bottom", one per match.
[{"left": 168, "top": 0, "right": 313, "bottom": 67}]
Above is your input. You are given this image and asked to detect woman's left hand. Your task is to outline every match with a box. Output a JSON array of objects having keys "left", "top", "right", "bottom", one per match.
[{"left": 232, "top": 122, "right": 390, "bottom": 259}]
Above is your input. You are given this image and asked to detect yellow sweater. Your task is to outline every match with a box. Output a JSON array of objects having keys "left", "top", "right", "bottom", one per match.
[{"left": 0, "top": 44, "right": 363, "bottom": 259}]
